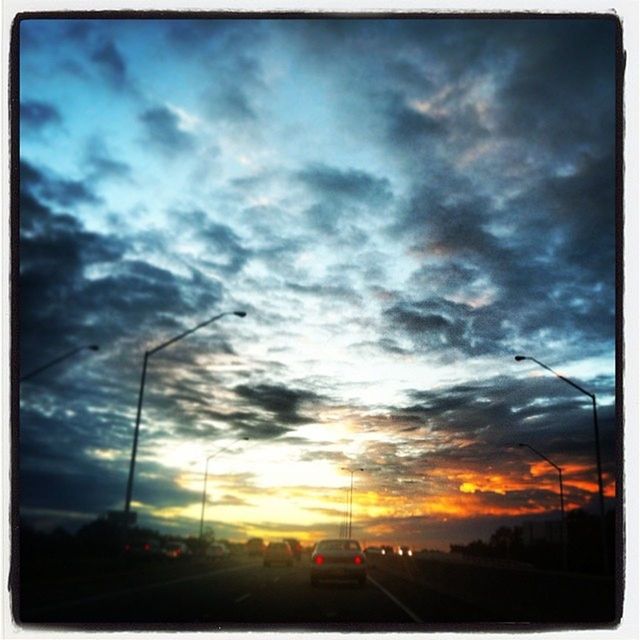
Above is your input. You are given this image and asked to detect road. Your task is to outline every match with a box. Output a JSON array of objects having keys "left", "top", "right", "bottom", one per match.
[{"left": 18, "top": 554, "right": 491, "bottom": 627}]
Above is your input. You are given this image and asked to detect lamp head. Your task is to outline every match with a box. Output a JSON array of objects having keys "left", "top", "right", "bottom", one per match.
[
  {"left": 88, "top": 345, "right": 100, "bottom": 351},
  {"left": 233, "top": 311, "right": 247, "bottom": 318},
  {"left": 514, "top": 355, "right": 527, "bottom": 362}
]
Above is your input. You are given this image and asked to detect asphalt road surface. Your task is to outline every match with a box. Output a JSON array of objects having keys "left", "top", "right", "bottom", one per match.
[{"left": 18, "top": 555, "right": 491, "bottom": 628}]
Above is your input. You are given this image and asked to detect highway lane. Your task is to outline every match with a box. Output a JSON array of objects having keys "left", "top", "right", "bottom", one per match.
[
  {"left": 19, "top": 553, "right": 617, "bottom": 627},
  {"left": 22, "top": 556, "right": 423, "bottom": 626}
]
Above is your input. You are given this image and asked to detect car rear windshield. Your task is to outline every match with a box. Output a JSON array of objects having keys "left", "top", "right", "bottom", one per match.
[{"left": 317, "top": 540, "right": 361, "bottom": 551}]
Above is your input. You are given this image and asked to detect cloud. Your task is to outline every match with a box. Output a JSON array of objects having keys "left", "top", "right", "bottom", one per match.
[
  {"left": 294, "top": 163, "right": 393, "bottom": 236},
  {"left": 296, "top": 163, "right": 392, "bottom": 205},
  {"left": 91, "top": 40, "right": 129, "bottom": 88},
  {"left": 21, "top": 100, "right": 62, "bottom": 130},
  {"left": 179, "top": 210, "right": 252, "bottom": 276},
  {"left": 84, "top": 138, "right": 133, "bottom": 181},
  {"left": 21, "top": 159, "right": 101, "bottom": 208},
  {"left": 234, "top": 383, "right": 325, "bottom": 427},
  {"left": 382, "top": 296, "right": 503, "bottom": 358},
  {"left": 382, "top": 90, "right": 448, "bottom": 150},
  {"left": 139, "top": 105, "right": 196, "bottom": 154},
  {"left": 17, "top": 18, "right": 618, "bottom": 547},
  {"left": 494, "top": 19, "right": 616, "bottom": 156}
]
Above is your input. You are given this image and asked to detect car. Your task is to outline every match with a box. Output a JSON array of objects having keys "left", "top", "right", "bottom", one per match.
[
  {"left": 398, "top": 546, "right": 413, "bottom": 557},
  {"left": 380, "top": 545, "right": 394, "bottom": 556},
  {"left": 246, "top": 537, "right": 266, "bottom": 556},
  {"left": 123, "top": 538, "right": 162, "bottom": 559},
  {"left": 310, "top": 539, "right": 367, "bottom": 587},
  {"left": 162, "top": 541, "right": 189, "bottom": 559},
  {"left": 263, "top": 541, "right": 293, "bottom": 567},
  {"left": 206, "top": 542, "right": 230, "bottom": 559},
  {"left": 364, "top": 546, "right": 383, "bottom": 556},
  {"left": 284, "top": 537, "right": 302, "bottom": 560}
]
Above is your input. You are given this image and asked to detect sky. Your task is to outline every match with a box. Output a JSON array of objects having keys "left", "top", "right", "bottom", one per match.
[{"left": 16, "top": 16, "right": 619, "bottom": 550}]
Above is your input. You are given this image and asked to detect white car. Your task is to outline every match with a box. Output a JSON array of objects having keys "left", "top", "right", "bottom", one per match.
[{"left": 310, "top": 539, "right": 367, "bottom": 587}]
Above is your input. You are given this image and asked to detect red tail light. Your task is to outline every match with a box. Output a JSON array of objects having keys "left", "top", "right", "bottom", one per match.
[
  {"left": 314, "top": 555, "right": 325, "bottom": 565},
  {"left": 354, "top": 555, "right": 363, "bottom": 565},
  {"left": 144, "top": 543, "right": 151, "bottom": 551}
]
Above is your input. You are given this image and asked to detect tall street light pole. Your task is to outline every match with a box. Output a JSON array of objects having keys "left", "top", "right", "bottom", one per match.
[
  {"left": 518, "top": 442, "right": 567, "bottom": 571},
  {"left": 199, "top": 437, "right": 249, "bottom": 540},
  {"left": 341, "top": 467, "right": 364, "bottom": 539},
  {"left": 20, "top": 344, "right": 100, "bottom": 382},
  {"left": 123, "top": 311, "right": 246, "bottom": 534},
  {"left": 515, "top": 354, "right": 608, "bottom": 573}
]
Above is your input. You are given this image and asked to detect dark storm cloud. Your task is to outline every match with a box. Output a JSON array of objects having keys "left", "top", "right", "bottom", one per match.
[
  {"left": 180, "top": 209, "right": 252, "bottom": 276},
  {"left": 382, "top": 89, "right": 447, "bottom": 148},
  {"left": 168, "top": 404, "right": 292, "bottom": 442},
  {"left": 85, "top": 139, "right": 132, "bottom": 181},
  {"left": 295, "top": 163, "right": 393, "bottom": 235},
  {"left": 19, "top": 160, "right": 228, "bottom": 379},
  {"left": 296, "top": 163, "right": 392, "bottom": 205},
  {"left": 91, "top": 40, "right": 128, "bottom": 87},
  {"left": 383, "top": 153, "right": 615, "bottom": 360},
  {"left": 21, "top": 159, "right": 101, "bottom": 208},
  {"left": 234, "top": 383, "right": 324, "bottom": 426},
  {"left": 520, "top": 151, "right": 616, "bottom": 282},
  {"left": 382, "top": 296, "right": 502, "bottom": 357},
  {"left": 21, "top": 100, "right": 62, "bottom": 130},
  {"left": 390, "top": 374, "right": 616, "bottom": 471},
  {"left": 21, "top": 453, "right": 201, "bottom": 517},
  {"left": 133, "top": 462, "right": 203, "bottom": 509},
  {"left": 19, "top": 404, "right": 130, "bottom": 516},
  {"left": 20, "top": 464, "right": 124, "bottom": 515},
  {"left": 19, "top": 188, "right": 123, "bottom": 364},
  {"left": 494, "top": 19, "right": 615, "bottom": 155},
  {"left": 139, "top": 105, "right": 195, "bottom": 154}
]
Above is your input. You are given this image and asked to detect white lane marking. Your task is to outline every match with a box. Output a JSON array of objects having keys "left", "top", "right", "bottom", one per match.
[
  {"left": 234, "top": 592, "right": 251, "bottom": 603},
  {"left": 29, "top": 563, "right": 255, "bottom": 614},
  {"left": 367, "top": 575, "right": 424, "bottom": 623}
]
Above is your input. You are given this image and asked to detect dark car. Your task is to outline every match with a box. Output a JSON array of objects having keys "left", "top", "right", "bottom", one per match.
[
  {"left": 264, "top": 541, "right": 293, "bottom": 567},
  {"left": 162, "top": 541, "right": 189, "bottom": 559},
  {"left": 284, "top": 537, "right": 302, "bottom": 560},
  {"left": 246, "top": 537, "right": 265, "bottom": 556},
  {"left": 310, "top": 539, "right": 366, "bottom": 587},
  {"left": 123, "top": 539, "right": 162, "bottom": 559}
]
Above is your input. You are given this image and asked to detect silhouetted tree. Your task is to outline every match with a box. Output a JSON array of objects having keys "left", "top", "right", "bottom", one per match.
[{"left": 76, "top": 517, "right": 121, "bottom": 557}]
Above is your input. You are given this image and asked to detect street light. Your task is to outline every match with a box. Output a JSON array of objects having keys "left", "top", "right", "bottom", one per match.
[
  {"left": 199, "top": 437, "right": 249, "bottom": 540},
  {"left": 341, "top": 467, "right": 365, "bottom": 539},
  {"left": 20, "top": 344, "right": 100, "bottom": 382},
  {"left": 515, "top": 354, "right": 608, "bottom": 573},
  {"left": 123, "top": 311, "right": 246, "bottom": 531},
  {"left": 517, "top": 442, "right": 567, "bottom": 571}
]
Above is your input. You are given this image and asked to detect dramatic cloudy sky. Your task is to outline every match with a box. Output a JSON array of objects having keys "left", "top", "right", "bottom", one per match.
[{"left": 17, "top": 16, "right": 619, "bottom": 549}]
